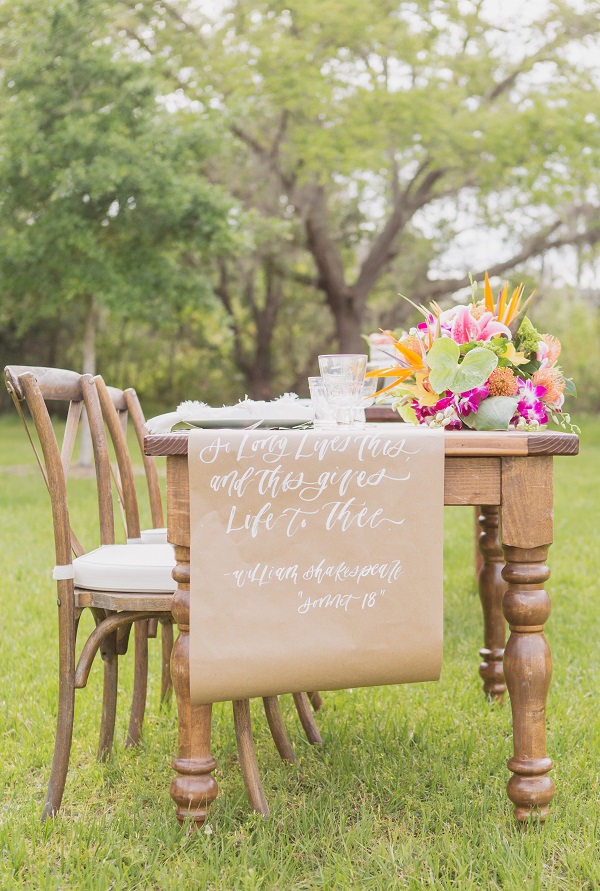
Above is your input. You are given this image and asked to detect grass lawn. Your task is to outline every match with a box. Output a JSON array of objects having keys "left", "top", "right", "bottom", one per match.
[{"left": 0, "top": 413, "right": 599, "bottom": 890}]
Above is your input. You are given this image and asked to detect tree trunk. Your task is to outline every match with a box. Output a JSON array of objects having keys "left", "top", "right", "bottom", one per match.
[
  {"left": 78, "top": 295, "right": 96, "bottom": 467},
  {"left": 244, "top": 305, "right": 275, "bottom": 398},
  {"left": 330, "top": 288, "right": 367, "bottom": 354},
  {"left": 246, "top": 365, "right": 274, "bottom": 400}
]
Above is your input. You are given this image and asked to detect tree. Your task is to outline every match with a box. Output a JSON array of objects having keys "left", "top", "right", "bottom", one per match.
[
  {"left": 211, "top": 204, "right": 333, "bottom": 398},
  {"left": 0, "top": 0, "right": 231, "bottom": 409},
  {"left": 125, "top": 0, "right": 600, "bottom": 356}
]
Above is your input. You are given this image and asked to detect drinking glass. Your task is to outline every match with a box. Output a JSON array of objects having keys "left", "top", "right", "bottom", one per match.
[
  {"left": 308, "top": 376, "right": 337, "bottom": 428},
  {"left": 354, "top": 376, "right": 378, "bottom": 426},
  {"left": 318, "top": 354, "right": 368, "bottom": 426}
]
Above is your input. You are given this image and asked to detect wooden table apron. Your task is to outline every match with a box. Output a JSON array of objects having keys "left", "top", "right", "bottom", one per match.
[{"left": 144, "top": 428, "right": 579, "bottom": 825}]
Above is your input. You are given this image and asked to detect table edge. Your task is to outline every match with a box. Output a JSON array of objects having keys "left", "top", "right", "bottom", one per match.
[{"left": 144, "top": 428, "right": 579, "bottom": 458}]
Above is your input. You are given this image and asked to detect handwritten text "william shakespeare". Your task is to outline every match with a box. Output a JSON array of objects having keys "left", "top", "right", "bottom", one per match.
[{"left": 225, "top": 559, "right": 403, "bottom": 589}]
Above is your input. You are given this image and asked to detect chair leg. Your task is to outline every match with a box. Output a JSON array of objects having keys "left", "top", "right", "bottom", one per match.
[
  {"left": 232, "top": 699, "right": 270, "bottom": 816},
  {"left": 42, "top": 672, "right": 76, "bottom": 820},
  {"left": 293, "top": 692, "right": 323, "bottom": 746},
  {"left": 307, "top": 691, "right": 323, "bottom": 711},
  {"left": 42, "top": 592, "right": 80, "bottom": 819},
  {"left": 262, "top": 696, "right": 296, "bottom": 763},
  {"left": 159, "top": 618, "right": 174, "bottom": 705},
  {"left": 97, "top": 632, "right": 118, "bottom": 761},
  {"left": 126, "top": 621, "right": 148, "bottom": 747}
]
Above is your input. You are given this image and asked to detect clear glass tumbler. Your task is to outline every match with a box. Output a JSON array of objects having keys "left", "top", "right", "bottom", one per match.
[
  {"left": 308, "top": 376, "right": 337, "bottom": 428},
  {"left": 354, "top": 376, "right": 378, "bottom": 426},
  {"left": 317, "top": 354, "right": 368, "bottom": 426}
]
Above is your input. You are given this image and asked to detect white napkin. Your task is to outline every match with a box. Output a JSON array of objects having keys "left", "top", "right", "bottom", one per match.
[{"left": 146, "top": 394, "right": 313, "bottom": 433}]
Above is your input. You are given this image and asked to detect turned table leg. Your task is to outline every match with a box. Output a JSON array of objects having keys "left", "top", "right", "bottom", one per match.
[
  {"left": 477, "top": 505, "right": 507, "bottom": 700},
  {"left": 502, "top": 545, "right": 553, "bottom": 821},
  {"left": 169, "top": 552, "right": 218, "bottom": 826},
  {"left": 501, "top": 456, "right": 554, "bottom": 822}
]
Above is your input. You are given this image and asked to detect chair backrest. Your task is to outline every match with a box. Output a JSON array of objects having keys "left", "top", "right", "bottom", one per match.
[
  {"left": 4, "top": 365, "right": 116, "bottom": 565},
  {"left": 94, "top": 376, "right": 165, "bottom": 536},
  {"left": 123, "top": 387, "right": 164, "bottom": 529},
  {"left": 5, "top": 365, "right": 165, "bottom": 555}
]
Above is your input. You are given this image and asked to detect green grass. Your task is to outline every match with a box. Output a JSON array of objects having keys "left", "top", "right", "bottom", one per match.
[{"left": 0, "top": 413, "right": 599, "bottom": 890}]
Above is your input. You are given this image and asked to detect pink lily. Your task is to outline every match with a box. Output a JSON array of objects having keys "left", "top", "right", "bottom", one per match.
[{"left": 446, "top": 305, "right": 512, "bottom": 344}]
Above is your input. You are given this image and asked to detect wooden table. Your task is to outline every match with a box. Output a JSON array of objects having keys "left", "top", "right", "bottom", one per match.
[{"left": 145, "top": 427, "right": 578, "bottom": 825}]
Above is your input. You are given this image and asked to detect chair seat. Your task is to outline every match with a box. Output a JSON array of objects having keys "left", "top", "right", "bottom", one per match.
[
  {"left": 73, "top": 543, "right": 176, "bottom": 593},
  {"left": 140, "top": 527, "right": 168, "bottom": 544}
]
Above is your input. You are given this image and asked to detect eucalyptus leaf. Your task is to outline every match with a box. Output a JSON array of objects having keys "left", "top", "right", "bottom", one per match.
[
  {"left": 462, "top": 396, "right": 518, "bottom": 431},
  {"left": 563, "top": 378, "right": 577, "bottom": 397}
]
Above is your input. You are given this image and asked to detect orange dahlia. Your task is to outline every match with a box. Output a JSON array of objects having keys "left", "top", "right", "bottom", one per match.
[{"left": 487, "top": 367, "right": 518, "bottom": 397}]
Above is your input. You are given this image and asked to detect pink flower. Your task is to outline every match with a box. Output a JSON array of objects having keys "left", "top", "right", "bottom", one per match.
[
  {"left": 368, "top": 332, "right": 395, "bottom": 345},
  {"left": 516, "top": 377, "right": 547, "bottom": 403},
  {"left": 412, "top": 394, "right": 462, "bottom": 429},
  {"left": 439, "top": 305, "right": 512, "bottom": 344},
  {"left": 457, "top": 385, "right": 490, "bottom": 417},
  {"left": 536, "top": 340, "right": 549, "bottom": 364},
  {"left": 513, "top": 378, "right": 548, "bottom": 426}
]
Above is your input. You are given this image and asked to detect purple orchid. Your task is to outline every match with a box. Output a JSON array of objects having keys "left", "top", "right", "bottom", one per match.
[
  {"left": 412, "top": 394, "right": 463, "bottom": 429},
  {"left": 516, "top": 377, "right": 547, "bottom": 403},
  {"left": 513, "top": 378, "right": 549, "bottom": 427},
  {"left": 456, "top": 385, "right": 490, "bottom": 417}
]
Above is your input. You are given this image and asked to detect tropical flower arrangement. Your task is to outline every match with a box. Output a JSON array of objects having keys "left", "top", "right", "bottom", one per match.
[{"left": 367, "top": 273, "right": 578, "bottom": 432}]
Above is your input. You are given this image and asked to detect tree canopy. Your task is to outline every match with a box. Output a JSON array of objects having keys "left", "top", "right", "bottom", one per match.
[
  {"left": 0, "top": 0, "right": 231, "bottom": 382},
  {"left": 125, "top": 0, "right": 600, "bottom": 357},
  {"left": 1, "top": 0, "right": 599, "bottom": 406}
]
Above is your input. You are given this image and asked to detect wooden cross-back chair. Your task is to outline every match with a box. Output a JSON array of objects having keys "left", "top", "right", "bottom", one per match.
[
  {"left": 4, "top": 365, "right": 177, "bottom": 819},
  {"left": 6, "top": 365, "right": 323, "bottom": 817}
]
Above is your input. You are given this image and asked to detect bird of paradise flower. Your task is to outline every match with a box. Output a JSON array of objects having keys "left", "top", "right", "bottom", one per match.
[
  {"left": 365, "top": 338, "right": 432, "bottom": 397},
  {"left": 483, "top": 271, "right": 536, "bottom": 332}
]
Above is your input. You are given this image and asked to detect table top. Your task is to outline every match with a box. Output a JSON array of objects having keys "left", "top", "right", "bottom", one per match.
[{"left": 144, "top": 427, "right": 579, "bottom": 458}]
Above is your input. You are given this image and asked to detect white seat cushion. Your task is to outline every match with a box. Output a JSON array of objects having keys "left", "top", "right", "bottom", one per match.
[
  {"left": 140, "top": 527, "right": 168, "bottom": 544},
  {"left": 73, "top": 543, "right": 176, "bottom": 593}
]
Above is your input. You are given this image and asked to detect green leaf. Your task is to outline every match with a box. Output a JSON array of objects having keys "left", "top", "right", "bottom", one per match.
[
  {"left": 452, "top": 347, "right": 498, "bottom": 393},
  {"left": 427, "top": 338, "right": 460, "bottom": 393},
  {"left": 514, "top": 359, "right": 540, "bottom": 376},
  {"left": 563, "top": 378, "right": 577, "bottom": 397},
  {"left": 462, "top": 396, "right": 518, "bottom": 431},
  {"left": 395, "top": 400, "right": 418, "bottom": 424},
  {"left": 427, "top": 338, "right": 497, "bottom": 395}
]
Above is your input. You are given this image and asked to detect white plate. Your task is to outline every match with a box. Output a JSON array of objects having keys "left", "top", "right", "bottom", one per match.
[{"left": 185, "top": 417, "right": 310, "bottom": 429}]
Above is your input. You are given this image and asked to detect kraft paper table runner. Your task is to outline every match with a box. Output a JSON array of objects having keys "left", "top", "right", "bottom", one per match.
[{"left": 188, "top": 425, "right": 445, "bottom": 705}]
